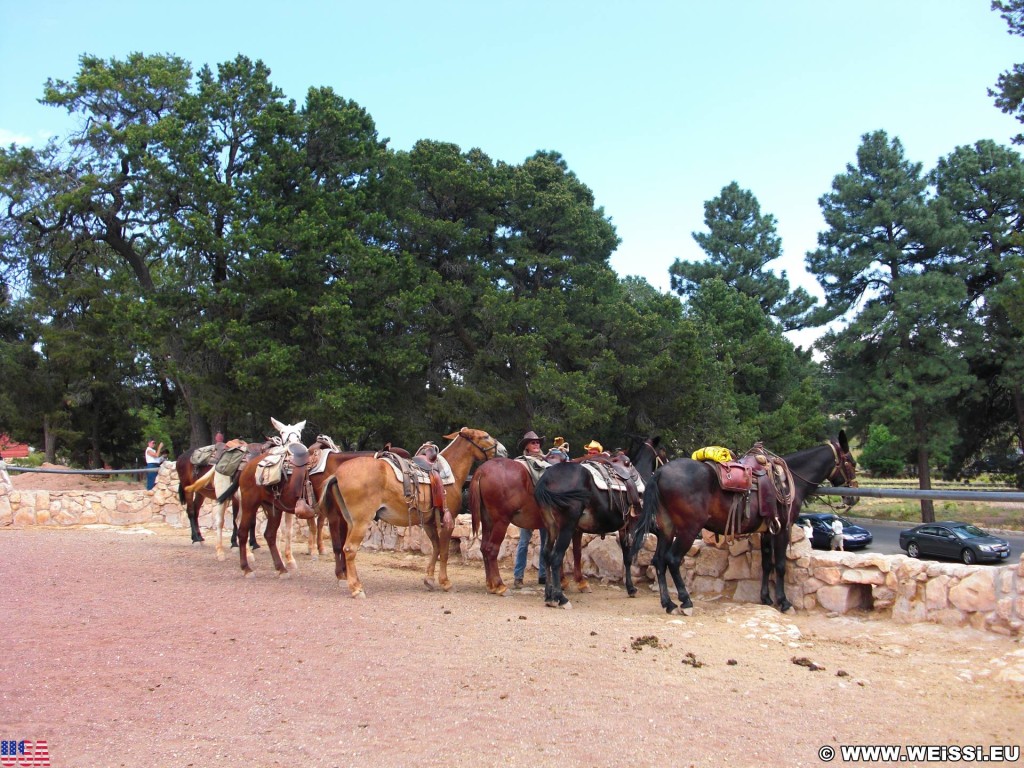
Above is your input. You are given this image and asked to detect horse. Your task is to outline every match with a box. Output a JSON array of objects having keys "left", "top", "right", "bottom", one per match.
[
  {"left": 175, "top": 451, "right": 253, "bottom": 549},
  {"left": 298, "top": 442, "right": 412, "bottom": 560},
  {"left": 532, "top": 440, "right": 666, "bottom": 609},
  {"left": 629, "top": 431, "right": 858, "bottom": 615},
  {"left": 469, "top": 436, "right": 667, "bottom": 597},
  {"left": 205, "top": 419, "right": 315, "bottom": 574},
  {"left": 319, "top": 427, "right": 506, "bottom": 598}
]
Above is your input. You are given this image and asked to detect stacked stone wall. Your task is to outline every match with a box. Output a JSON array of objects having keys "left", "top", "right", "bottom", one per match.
[{"left": 2, "top": 464, "right": 1021, "bottom": 638}]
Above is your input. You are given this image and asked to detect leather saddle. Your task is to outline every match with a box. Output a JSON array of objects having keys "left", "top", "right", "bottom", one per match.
[{"left": 704, "top": 444, "right": 793, "bottom": 524}]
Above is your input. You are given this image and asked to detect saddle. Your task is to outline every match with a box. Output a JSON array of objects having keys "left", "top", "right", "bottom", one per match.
[
  {"left": 255, "top": 442, "right": 315, "bottom": 518},
  {"left": 378, "top": 444, "right": 452, "bottom": 526},
  {"left": 582, "top": 453, "right": 643, "bottom": 519},
  {"left": 701, "top": 443, "right": 794, "bottom": 535},
  {"left": 515, "top": 455, "right": 559, "bottom": 485}
]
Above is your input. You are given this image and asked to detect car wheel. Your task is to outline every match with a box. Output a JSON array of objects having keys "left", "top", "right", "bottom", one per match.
[
  {"left": 961, "top": 548, "right": 976, "bottom": 565},
  {"left": 907, "top": 542, "right": 920, "bottom": 558}
]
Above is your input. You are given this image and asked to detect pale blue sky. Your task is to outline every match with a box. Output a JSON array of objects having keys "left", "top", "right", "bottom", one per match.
[{"left": 2, "top": 1, "right": 1021, "bottom": 347}]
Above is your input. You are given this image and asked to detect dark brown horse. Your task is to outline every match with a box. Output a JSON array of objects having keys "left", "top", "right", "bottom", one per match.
[
  {"left": 629, "top": 432, "right": 857, "bottom": 615},
  {"left": 532, "top": 439, "right": 667, "bottom": 609},
  {"left": 319, "top": 428, "right": 506, "bottom": 598}
]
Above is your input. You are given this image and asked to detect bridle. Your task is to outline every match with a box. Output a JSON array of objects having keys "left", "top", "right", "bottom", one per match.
[
  {"left": 452, "top": 430, "right": 501, "bottom": 460},
  {"left": 825, "top": 440, "right": 858, "bottom": 488}
]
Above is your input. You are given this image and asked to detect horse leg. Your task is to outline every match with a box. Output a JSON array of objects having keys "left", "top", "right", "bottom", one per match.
[
  {"left": 281, "top": 512, "right": 299, "bottom": 572},
  {"left": 237, "top": 501, "right": 258, "bottom": 578},
  {"left": 185, "top": 492, "right": 205, "bottom": 543},
  {"left": 570, "top": 529, "right": 589, "bottom": 593},
  {"left": 479, "top": 519, "right": 511, "bottom": 596},
  {"left": 761, "top": 530, "right": 793, "bottom": 613},
  {"left": 305, "top": 517, "right": 318, "bottom": 560},
  {"left": 213, "top": 497, "right": 227, "bottom": 562},
  {"left": 544, "top": 523, "right": 575, "bottom": 609},
  {"left": 664, "top": 534, "right": 694, "bottom": 615},
  {"left": 341, "top": 517, "right": 369, "bottom": 598},
  {"left": 618, "top": 529, "right": 637, "bottom": 598},
  {"left": 316, "top": 512, "right": 328, "bottom": 556},
  {"left": 262, "top": 506, "right": 289, "bottom": 576},
  {"left": 420, "top": 521, "right": 449, "bottom": 592}
]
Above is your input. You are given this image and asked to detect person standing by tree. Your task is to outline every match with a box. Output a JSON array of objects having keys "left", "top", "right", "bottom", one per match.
[{"left": 145, "top": 439, "right": 163, "bottom": 490}]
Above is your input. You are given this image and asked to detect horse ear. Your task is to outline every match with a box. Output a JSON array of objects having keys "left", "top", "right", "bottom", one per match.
[
  {"left": 838, "top": 430, "right": 849, "bottom": 452},
  {"left": 270, "top": 417, "right": 285, "bottom": 433},
  {"left": 652, "top": 436, "right": 661, "bottom": 447},
  {"left": 443, "top": 430, "right": 460, "bottom": 441},
  {"left": 295, "top": 420, "right": 306, "bottom": 432}
]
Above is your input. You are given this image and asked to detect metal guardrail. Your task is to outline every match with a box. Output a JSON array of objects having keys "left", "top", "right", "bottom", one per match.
[
  {"left": 813, "top": 486, "right": 1024, "bottom": 503},
  {"left": 2, "top": 466, "right": 155, "bottom": 476}
]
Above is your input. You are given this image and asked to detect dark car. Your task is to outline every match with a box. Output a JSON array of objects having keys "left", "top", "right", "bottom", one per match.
[
  {"left": 898, "top": 521, "right": 1012, "bottom": 565},
  {"left": 795, "top": 512, "right": 873, "bottom": 550}
]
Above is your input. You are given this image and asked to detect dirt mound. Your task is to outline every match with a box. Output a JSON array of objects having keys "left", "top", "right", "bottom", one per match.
[{"left": 7, "top": 462, "right": 144, "bottom": 491}]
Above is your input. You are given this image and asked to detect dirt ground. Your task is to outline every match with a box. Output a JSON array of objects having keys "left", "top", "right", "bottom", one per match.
[{"left": 0, "top": 518, "right": 1021, "bottom": 768}]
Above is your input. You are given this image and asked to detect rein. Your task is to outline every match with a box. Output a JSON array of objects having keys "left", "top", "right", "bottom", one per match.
[
  {"left": 788, "top": 440, "right": 857, "bottom": 493},
  {"left": 450, "top": 430, "right": 500, "bottom": 460}
]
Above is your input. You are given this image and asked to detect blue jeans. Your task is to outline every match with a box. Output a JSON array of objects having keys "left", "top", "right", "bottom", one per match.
[
  {"left": 513, "top": 527, "right": 548, "bottom": 581},
  {"left": 146, "top": 463, "right": 159, "bottom": 490}
]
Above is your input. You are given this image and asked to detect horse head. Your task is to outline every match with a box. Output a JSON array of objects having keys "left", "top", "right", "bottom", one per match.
[
  {"left": 270, "top": 417, "right": 306, "bottom": 447},
  {"left": 627, "top": 435, "right": 669, "bottom": 483},
  {"left": 444, "top": 428, "right": 508, "bottom": 460},
  {"left": 827, "top": 429, "right": 858, "bottom": 508}
]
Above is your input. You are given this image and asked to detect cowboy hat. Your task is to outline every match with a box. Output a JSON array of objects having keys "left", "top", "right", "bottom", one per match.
[
  {"left": 517, "top": 430, "right": 545, "bottom": 453},
  {"left": 584, "top": 440, "right": 603, "bottom": 453}
]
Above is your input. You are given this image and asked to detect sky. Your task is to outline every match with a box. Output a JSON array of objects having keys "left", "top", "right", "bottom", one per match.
[{"left": 2, "top": 1, "right": 1022, "bottom": 349}]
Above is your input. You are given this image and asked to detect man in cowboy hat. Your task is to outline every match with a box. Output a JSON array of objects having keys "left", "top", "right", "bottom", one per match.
[
  {"left": 583, "top": 440, "right": 604, "bottom": 457},
  {"left": 517, "top": 430, "right": 545, "bottom": 458}
]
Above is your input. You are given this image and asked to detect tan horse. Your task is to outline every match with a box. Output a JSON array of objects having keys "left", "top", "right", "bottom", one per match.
[{"left": 320, "top": 427, "right": 506, "bottom": 598}]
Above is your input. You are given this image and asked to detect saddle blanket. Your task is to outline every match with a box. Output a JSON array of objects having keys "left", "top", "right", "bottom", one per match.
[
  {"left": 385, "top": 454, "right": 455, "bottom": 485},
  {"left": 309, "top": 448, "right": 339, "bottom": 475},
  {"left": 581, "top": 462, "right": 645, "bottom": 495}
]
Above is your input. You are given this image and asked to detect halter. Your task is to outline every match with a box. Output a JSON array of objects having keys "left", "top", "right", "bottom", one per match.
[
  {"left": 644, "top": 439, "right": 667, "bottom": 470},
  {"left": 451, "top": 429, "right": 501, "bottom": 460}
]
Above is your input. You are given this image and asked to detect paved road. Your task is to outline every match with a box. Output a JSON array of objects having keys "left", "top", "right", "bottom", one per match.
[{"left": 830, "top": 516, "right": 1023, "bottom": 561}]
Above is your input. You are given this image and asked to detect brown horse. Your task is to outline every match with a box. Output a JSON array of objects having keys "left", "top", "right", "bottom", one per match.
[
  {"left": 319, "top": 427, "right": 506, "bottom": 598},
  {"left": 468, "top": 458, "right": 585, "bottom": 596},
  {"left": 629, "top": 432, "right": 858, "bottom": 615}
]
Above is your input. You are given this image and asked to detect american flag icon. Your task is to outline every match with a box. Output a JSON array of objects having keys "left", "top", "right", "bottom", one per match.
[{"left": 0, "top": 740, "right": 50, "bottom": 767}]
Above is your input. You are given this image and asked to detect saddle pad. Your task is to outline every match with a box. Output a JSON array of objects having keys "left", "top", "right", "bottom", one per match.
[
  {"left": 581, "top": 462, "right": 645, "bottom": 495},
  {"left": 308, "top": 448, "right": 338, "bottom": 476},
  {"left": 385, "top": 454, "right": 455, "bottom": 485}
]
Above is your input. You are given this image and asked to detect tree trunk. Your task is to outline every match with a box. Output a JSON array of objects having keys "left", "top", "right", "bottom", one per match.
[
  {"left": 43, "top": 414, "right": 56, "bottom": 464},
  {"left": 913, "top": 415, "right": 937, "bottom": 524}
]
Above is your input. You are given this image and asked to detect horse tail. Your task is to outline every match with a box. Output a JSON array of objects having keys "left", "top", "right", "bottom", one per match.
[
  {"left": 533, "top": 473, "right": 591, "bottom": 511},
  {"left": 629, "top": 473, "right": 661, "bottom": 564},
  {"left": 468, "top": 472, "right": 482, "bottom": 538},
  {"left": 317, "top": 475, "right": 337, "bottom": 517},
  {"left": 177, "top": 481, "right": 186, "bottom": 505},
  {"left": 216, "top": 476, "right": 239, "bottom": 504}
]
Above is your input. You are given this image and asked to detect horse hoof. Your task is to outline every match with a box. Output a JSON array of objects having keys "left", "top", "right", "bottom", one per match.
[
  {"left": 441, "top": 582, "right": 454, "bottom": 592},
  {"left": 277, "top": 571, "right": 291, "bottom": 580},
  {"left": 216, "top": 552, "right": 225, "bottom": 562},
  {"left": 681, "top": 606, "right": 694, "bottom": 617},
  {"left": 423, "top": 578, "right": 438, "bottom": 592},
  {"left": 309, "top": 553, "right": 319, "bottom": 562},
  {"left": 578, "top": 583, "right": 592, "bottom": 593},
  {"left": 545, "top": 599, "right": 560, "bottom": 608},
  {"left": 191, "top": 541, "right": 204, "bottom": 547},
  {"left": 243, "top": 571, "right": 256, "bottom": 580},
  {"left": 560, "top": 600, "right": 573, "bottom": 610},
  {"left": 352, "top": 590, "right": 366, "bottom": 599}
]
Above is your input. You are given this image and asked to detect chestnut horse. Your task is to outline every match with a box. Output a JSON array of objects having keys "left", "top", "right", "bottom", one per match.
[
  {"left": 470, "top": 437, "right": 667, "bottom": 596},
  {"left": 629, "top": 432, "right": 858, "bottom": 615},
  {"left": 319, "top": 428, "right": 506, "bottom": 598},
  {"left": 533, "top": 440, "right": 667, "bottom": 609}
]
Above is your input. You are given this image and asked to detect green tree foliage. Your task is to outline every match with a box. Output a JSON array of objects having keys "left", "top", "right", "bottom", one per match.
[
  {"left": 931, "top": 139, "right": 1024, "bottom": 485},
  {"left": 671, "top": 182, "right": 817, "bottom": 330},
  {"left": 991, "top": 0, "right": 1024, "bottom": 144},
  {"left": 808, "top": 131, "right": 976, "bottom": 519},
  {"left": 859, "top": 423, "right": 906, "bottom": 477},
  {"left": 1, "top": 53, "right": 840, "bottom": 465}
]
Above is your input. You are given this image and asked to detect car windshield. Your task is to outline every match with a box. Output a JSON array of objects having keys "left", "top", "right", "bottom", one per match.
[{"left": 950, "top": 524, "right": 987, "bottom": 540}]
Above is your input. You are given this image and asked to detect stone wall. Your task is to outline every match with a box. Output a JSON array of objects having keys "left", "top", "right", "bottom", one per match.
[{"left": 2, "top": 465, "right": 1022, "bottom": 639}]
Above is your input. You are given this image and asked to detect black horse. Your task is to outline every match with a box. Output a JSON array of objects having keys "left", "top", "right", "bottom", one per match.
[
  {"left": 629, "top": 432, "right": 857, "bottom": 615},
  {"left": 533, "top": 438, "right": 667, "bottom": 608},
  {"left": 175, "top": 452, "right": 256, "bottom": 550}
]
